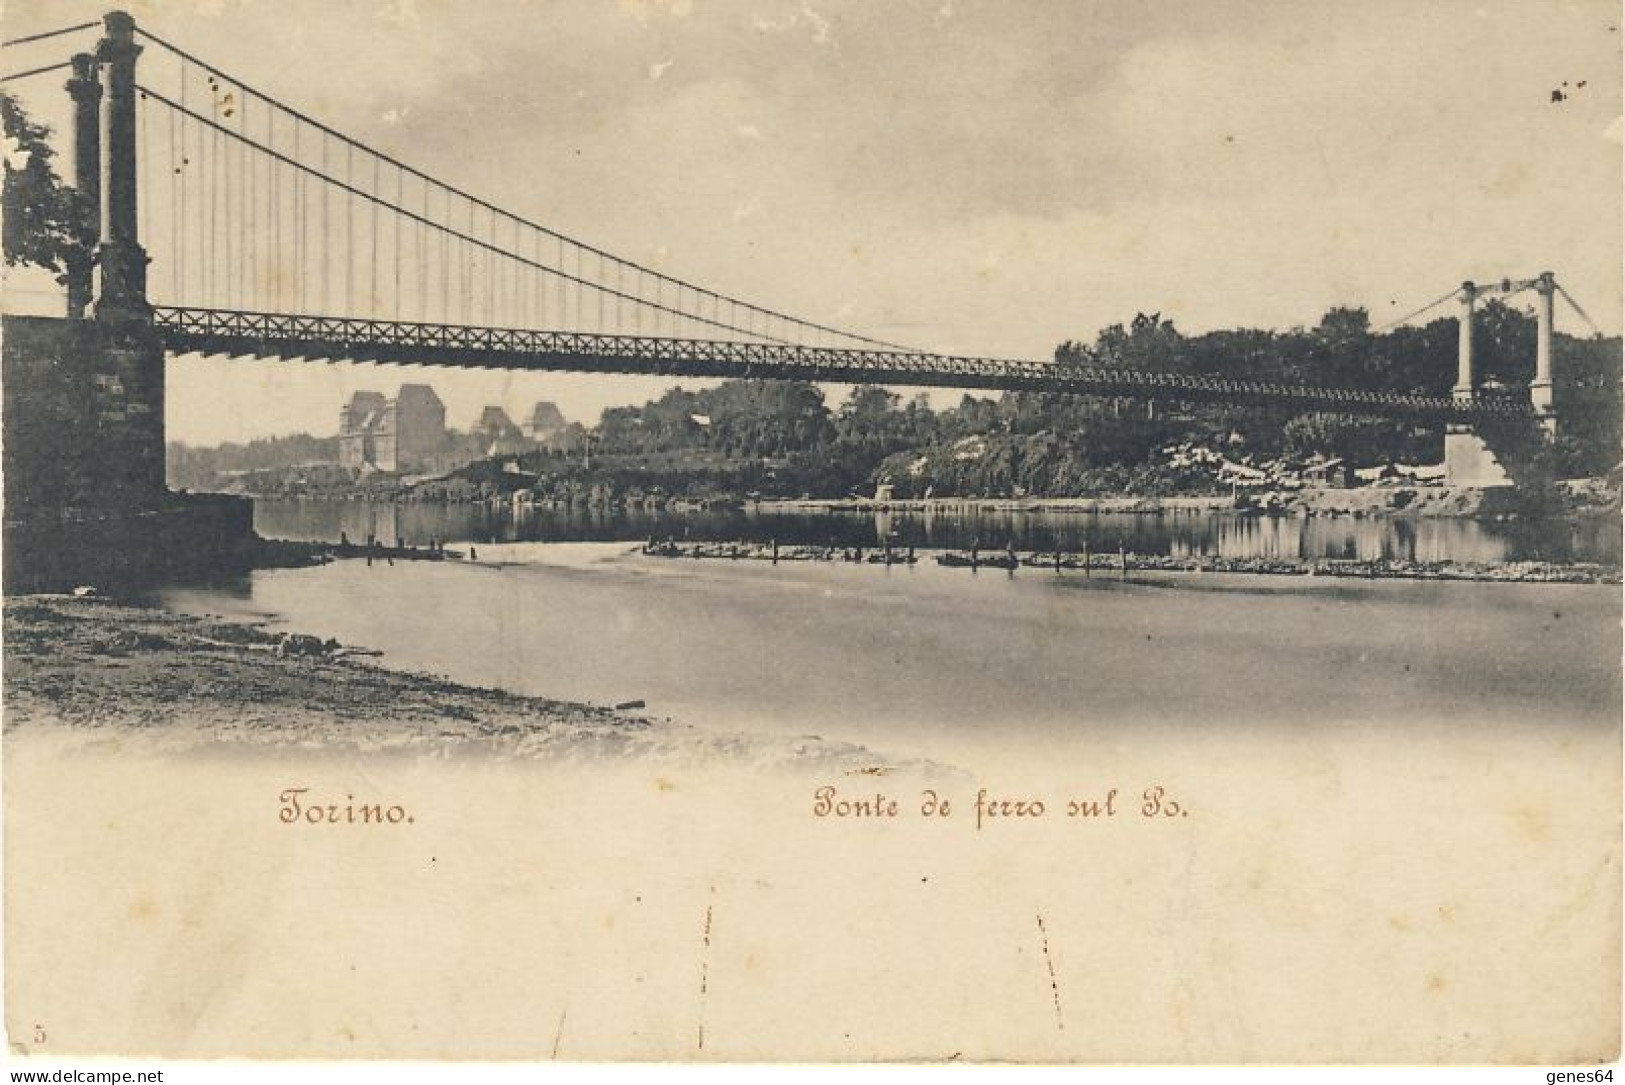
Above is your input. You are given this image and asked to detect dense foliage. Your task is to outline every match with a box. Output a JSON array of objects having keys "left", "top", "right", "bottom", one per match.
[
  {"left": 1, "top": 90, "right": 88, "bottom": 282},
  {"left": 568, "top": 304, "right": 1620, "bottom": 499},
  {"left": 173, "top": 301, "right": 1620, "bottom": 503},
  {"left": 167, "top": 434, "right": 342, "bottom": 492}
]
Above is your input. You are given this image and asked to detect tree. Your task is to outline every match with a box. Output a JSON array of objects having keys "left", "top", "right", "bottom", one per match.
[
  {"left": 834, "top": 387, "right": 904, "bottom": 451},
  {"left": 1093, "top": 311, "right": 1187, "bottom": 373},
  {"left": 1309, "top": 306, "right": 1380, "bottom": 388},
  {"left": 1469, "top": 298, "right": 1537, "bottom": 388},
  {"left": 1, "top": 90, "right": 86, "bottom": 282},
  {"left": 1282, "top": 412, "right": 1420, "bottom": 468}
]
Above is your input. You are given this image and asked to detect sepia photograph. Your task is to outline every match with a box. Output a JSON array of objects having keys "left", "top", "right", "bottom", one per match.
[{"left": 1, "top": 0, "right": 1620, "bottom": 1073}]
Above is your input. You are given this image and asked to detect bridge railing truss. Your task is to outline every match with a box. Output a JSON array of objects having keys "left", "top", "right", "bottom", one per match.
[{"left": 152, "top": 307, "right": 1533, "bottom": 423}]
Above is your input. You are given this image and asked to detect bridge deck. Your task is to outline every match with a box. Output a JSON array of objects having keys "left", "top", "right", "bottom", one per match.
[{"left": 153, "top": 307, "right": 1531, "bottom": 422}]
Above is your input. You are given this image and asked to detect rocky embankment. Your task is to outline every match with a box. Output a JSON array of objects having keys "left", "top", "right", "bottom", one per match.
[{"left": 1261, "top": 481, "right": 1621, "bottom": 520}]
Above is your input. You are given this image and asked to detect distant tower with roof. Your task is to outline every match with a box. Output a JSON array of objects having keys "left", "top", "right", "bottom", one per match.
[{"left": 338, "top": 384, "right": 450, "bottom": 472}]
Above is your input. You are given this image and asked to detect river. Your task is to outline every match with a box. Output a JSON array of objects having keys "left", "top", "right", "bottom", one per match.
[
  {"left": 248, "top": 496, "right": 1621, "bottom": 565},
  {"left": 159, "top": 499, "right": 1623, "bottom": 766},
  {"left": 123, "top": 503, "right": 1624, "bottom": 1061}
]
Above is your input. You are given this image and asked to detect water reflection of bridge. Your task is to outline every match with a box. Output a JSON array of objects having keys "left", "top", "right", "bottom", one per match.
[{"left": 246, "top": 499, "right": 1617, "bottom": 568}]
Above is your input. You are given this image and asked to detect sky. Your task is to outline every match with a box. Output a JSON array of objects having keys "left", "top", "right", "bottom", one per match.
[{"left": 2, "top": 0, "right": 1621, "bottom": 445}]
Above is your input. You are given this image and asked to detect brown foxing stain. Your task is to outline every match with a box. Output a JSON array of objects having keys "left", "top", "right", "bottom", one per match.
[
  {"left": 1426, "top": 972, "right": 1448, "bottom": 994},
  {"left": 1035, "top": 912, "right": 1064, "bottom": 1032},
  {"left": 1538, "top": 852, "right": 1614, "bottom": 937},
  {"left": 1508, "top": 803, "right": 1552, "bottom": 843},
  {"left": 654, "top": 777, "right": 677, "bottom": 792}
]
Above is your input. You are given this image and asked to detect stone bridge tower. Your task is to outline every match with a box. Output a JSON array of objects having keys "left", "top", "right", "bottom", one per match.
[
  {"left": 2, "top": 11, "right": 252, "bottom": 591},
  {"left": 84, "top": 10, "right": 167, "bottom": 500},
  {"left": 1444, "top": 273, "right": 1559, "bottom": 488}
]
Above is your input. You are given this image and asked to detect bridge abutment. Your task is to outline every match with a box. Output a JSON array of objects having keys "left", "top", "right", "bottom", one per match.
[
  {"left": 98, "top": 332, "right": 170, "bottom": 497},
  {"left": 1, "top": 12, "right": 255, "bottom": 592}
]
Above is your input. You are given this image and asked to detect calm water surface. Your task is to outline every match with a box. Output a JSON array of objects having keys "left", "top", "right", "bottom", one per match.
[
  {"left": 163, "top": 534, "right": 1621, "bottom": 765},
  {"left": 251, "top": 497, "right": 1621, "bottom": 565}
]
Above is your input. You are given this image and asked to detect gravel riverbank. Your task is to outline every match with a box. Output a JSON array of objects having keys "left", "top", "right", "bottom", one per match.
[{"left": 0, "top": 595, "right": 916, "bottom": 770}]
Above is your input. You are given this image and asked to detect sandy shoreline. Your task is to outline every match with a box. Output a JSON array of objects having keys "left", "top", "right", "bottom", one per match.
[{"left": 0, "top": 595, "right": 926, "bottom": 772}]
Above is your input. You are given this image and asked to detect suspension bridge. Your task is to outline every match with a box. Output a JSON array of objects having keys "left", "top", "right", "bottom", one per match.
[{"left": 0, "top": 10, "right": 1594, "bottom": 520}]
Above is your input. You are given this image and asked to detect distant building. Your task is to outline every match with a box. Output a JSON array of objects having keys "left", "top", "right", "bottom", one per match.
[
  {"left": 338, "top": 391, "right": 391, "bottom": 471},
  {"left": 1300, "top": 455, "right": 1352, "bottom": 487},
  {"left": 394, "top": 384, "right": 450, "bottom": 469},
  {"left": 339, "top": 389, "right": 573, "bottom": 473},
  {"left": 473, "top": 406, "right": 527, "bottom": 458},
  {"left": 526, "top": 401, "right": 572, "bottom": 450},
  {"left": 339, "top": 383, "right": 451, "bottom": 473}
]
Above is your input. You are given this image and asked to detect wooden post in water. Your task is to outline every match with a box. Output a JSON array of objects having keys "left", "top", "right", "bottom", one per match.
[
  {"left": 1119, "top": 543, "right": 1127, "bottom": 580},
  {"left": 1082, "top": 541, "right": 1091, "bottom": 578}
]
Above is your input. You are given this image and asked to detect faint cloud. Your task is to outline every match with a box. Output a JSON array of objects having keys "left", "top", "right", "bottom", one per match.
[
  {"left": 732, "top": 197, "right": 761, "bottom": 222},
  {"left": 621, "top": 0, "right": 693, "bottom": 25},
  {"left": 735, "top": 123, "right": 764, "bottom": 141},
  {"left": 374, "top": 0, "right": 421, "bottom": 27},
  {"left": 752, "top": 12, "right": 798, "bottom": 34},
  {"left": 801, "top": 2, "right": 832, "bottom": 45},
  {"left": 1605, "top": 115, "right": 1623, "bottom": 145},
  {"left": 649, "top": 59, "right": 674, "bottom": 80},
  {"left": 751, "top": 4, "right": 834, "bottom": 45},
  {"left": 381, "top": 106, "right": 412, "bottom": 125}
]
